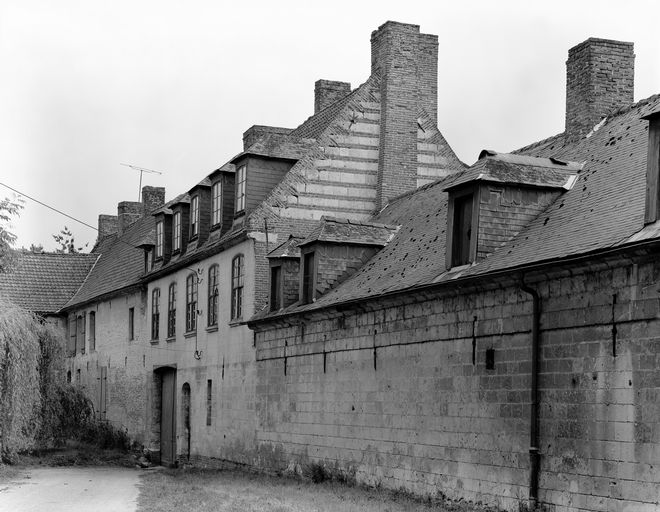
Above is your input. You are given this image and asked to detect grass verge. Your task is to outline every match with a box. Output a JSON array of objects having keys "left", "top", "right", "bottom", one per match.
[{"left": 137, "top": 466, "right": 501, "bottom": 512}]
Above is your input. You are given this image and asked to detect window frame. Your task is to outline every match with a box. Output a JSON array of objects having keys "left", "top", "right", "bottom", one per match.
[
  {"left": 207, "top": 264, "right": 219, "bottom": 327},
  {"left": 270, "top": 264, "right": 282, "bottom": 311},
  {"left": 185, "top": 274, "right": 198, "bottom": 333},
  {"left": 302, "top": 251, "right": 316, "bottom": 304},
  {"left": 230, "top": 254, "right": 244, "bottom": 320},
  {"left": 211, "top": 181, "right": 222, "bottom": 228},
  {"left": 190, "top": 195, "right": 200, "bottom": 238},
  {"left": 89, "top": 311, "right": 96, "bottom": 352},
  {"left": 206, "top": 379, "right": 212, "bottom": 426},
  {"left": 155, "top": 220, "right": 164, "bottom": 259},
  {"left": 167, "top": 282, "right": 177, "bottom": 338},
  {"left": 446, "top": 186, "right": 480, "bottom": 270},
  {"left": 173, "top": 211, "right": 181, "bottom": 252},
  {"left": 151, "top": 288, "right": 160, "bottom": 340},
  {"left": 128, "top": 307, "right": 135, "bottom": 341},
  {"left": 235, "top": 165, "right": 247, "bottom": 213}
]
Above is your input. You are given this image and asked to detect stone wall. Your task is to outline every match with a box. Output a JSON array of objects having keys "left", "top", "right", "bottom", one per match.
[{"left": 251, "top": 253, "right": 660, "bottom": 512}]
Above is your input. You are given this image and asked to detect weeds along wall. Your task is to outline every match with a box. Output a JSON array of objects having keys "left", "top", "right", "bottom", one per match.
[{"left": 251, "top": 252, "right": 660, "bottom": 512}]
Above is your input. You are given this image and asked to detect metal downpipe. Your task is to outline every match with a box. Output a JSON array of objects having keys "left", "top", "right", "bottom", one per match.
[{"left": 520, "top": 279, "right": 540, "bottom": 507}]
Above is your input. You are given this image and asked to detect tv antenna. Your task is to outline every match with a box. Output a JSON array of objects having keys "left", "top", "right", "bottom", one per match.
[{"left": 120, "top": 163, "right": 164, "bottom": 201}]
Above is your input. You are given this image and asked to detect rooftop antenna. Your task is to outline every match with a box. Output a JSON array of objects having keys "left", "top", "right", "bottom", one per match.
[{"left": 120, "top": 163, "right": 164, "bottom": 201}]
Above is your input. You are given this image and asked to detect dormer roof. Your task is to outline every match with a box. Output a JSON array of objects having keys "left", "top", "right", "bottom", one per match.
[
  {"left": 299, "top": 216, "right": 399, "bottom": 247},
  {"left": 444, "top": 151, "right": 582, "bottom": 192},
  {"left": 267, "top": 236, "right": 304, "bottom": 259}
]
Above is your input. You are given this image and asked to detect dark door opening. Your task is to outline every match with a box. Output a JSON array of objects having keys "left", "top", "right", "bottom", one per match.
[{"left": 159, "top": 368, "right": 177, "bottom": 466}]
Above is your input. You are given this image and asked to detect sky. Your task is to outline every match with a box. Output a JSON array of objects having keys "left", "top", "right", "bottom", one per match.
[{"left": 1, "top": 0, "right": 659, "bottom": 251}]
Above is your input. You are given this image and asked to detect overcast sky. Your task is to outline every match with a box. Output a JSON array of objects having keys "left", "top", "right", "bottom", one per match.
[{"left": 2, "top": 0, "right": 659, "bottom": 251}]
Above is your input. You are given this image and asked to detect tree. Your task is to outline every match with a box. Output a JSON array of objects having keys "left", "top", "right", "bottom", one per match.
[
  {"left": 52, "top": 226, "right": 88, "bottom": 254},
  {"left": 0, "top": 196, "right": 24, "bottom": 271}
]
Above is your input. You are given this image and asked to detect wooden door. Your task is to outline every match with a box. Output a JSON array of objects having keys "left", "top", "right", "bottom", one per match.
[{"left": 160, "top": 369, "right": 177, "bottom": 466}]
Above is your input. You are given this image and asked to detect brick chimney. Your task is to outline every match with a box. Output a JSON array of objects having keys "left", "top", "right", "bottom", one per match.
[
  {"left": 371, "top": 21, "right": 439, "bottom": 209},
  {"left": 142, "top": 186, "right": 165, "bottom": 214},
  {"left": 242, "top": 125, "right": 293, "bottom": 150},
  {"left": 97, "top": 214, "right": 118, "bottom": 240},
  {"left": 117, "top": 201, "right": 142, "bottom": 236},
  {"left": 314, "top": 80, "right": 351, "bottom": 113},
  {"left": 565, "top": 38, "right": 635, "bottom": 142}
]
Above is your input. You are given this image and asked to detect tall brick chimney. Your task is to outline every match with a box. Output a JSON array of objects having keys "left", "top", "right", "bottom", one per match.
[
  {"left": 97, "top": 214, "right": 118, "bottom": 240},
  {"left": 314, "top": 80, "right": 351, "bottom": 113},
  {"left": 117, "top": 201, "right": 142, "bottom": 236},
  {"left": 371, "top": 21, "right": 439, "bottom": 209},
  {"left": 142, "top": 186, "right": 165, "bottom": 214},
  {"left": 565, "top": 38, "right": 635, "bottom": 142}
]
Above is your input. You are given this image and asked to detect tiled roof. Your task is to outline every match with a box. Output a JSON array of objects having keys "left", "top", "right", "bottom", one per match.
[
  {"left": 267, "top": 236, "right": 304, "bottom": 259},
  {"left": 64, "top": 216, "right": 154, "bottom": 308},
  {"left": 289, "top": 87, "right": 358, "bottom": 140},
  {"left": 251, "top": 94, "right": 660, "bottom": 320},
  {"left": 445, "top": 152, "right": 581, "bottom": 191},
  {"left": 299, "top": 216, "right": 399, "bottom": 247},
  {"left": 0, "top": 251, "right": 98, "bottom": 314}
]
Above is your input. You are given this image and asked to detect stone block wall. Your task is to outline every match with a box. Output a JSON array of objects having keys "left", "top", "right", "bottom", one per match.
[{"left": 251, "top": 254, "right": 660, "bottom": 511}]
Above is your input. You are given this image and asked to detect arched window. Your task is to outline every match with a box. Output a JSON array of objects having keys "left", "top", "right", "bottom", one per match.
[
  {"left": 167, "top": 283, "right": 177, "bottom": 338},
  {"left": 208, "top": 265, "right": 219, "bottom": 326},
  {"left": 231, "top": 255, "right": 244, "bottom": 320},
  {"left": 151, "top": 288, "right": 160, "bottom": 340},
  {"left": 186, "top": 274, "right": 198, "bottom": 332}
]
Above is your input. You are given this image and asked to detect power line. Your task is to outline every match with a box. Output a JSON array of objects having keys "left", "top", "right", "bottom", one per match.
[{"left": 0, "top": 182, "right": 98, "bottom": 233}]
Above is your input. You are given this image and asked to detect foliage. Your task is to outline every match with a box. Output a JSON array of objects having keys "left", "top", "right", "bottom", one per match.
[
  {"left": 0, "top": 196, "right": 24, "bottom": 272},
  {"left": 28, "top": 243, "right": 44, "bottom": 253},
  {"left": 304, "top": 461, "right": 329, "bottom": 483},
  {"left": 53, "top": 226, "right": 88, "bottom": 254},
  {"left": 0, "top": 300, "right": 41, "bottom": 463}
]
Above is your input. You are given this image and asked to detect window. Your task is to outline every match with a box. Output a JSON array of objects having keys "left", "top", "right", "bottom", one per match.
[
  {"left": 208, "top": 265, "right": 219, "bottom": 326},
  {"left": 89, "top": 311, "right": 96, "bottom": 352},
  {"left": 212, "top": 181, "right": 222, "bottom": 227},
  {"left": 167, "top": 283, "right": 176, "bottom": 338},
  {"left": 128, "top": 307, "right": 135, "bottom": 341},
  {"left": 206, "top": 379, "right": 212, "bottom": 426},
  {"left": 173, "top": 212, "right": 181, "bottom": 252},
  {"left": 155, "top": 221, "right": 163, "bottom": 259},
  {"left": 644, "top": 113, "right": 660, "bottom": 223},
  {"left": 231, "top": 255, "right": 244, "bottom": 320},
  {"left": 76, "top": 314, "right": 86, "bottom": 354},
  {"left": 151, "top": 288, "right": 160, "bottom": 340},
  {"left": 270, "top": 265, "right": 282, "bottom": 311},
  {"left": 235, "top": 165, "right": 246, "bottom": 213},
  {"left": 451, "top": 193, "right": 474, "bottom": 267},
  {"left": 186, "top": 274, "right": 198, "bottom": 332},
  {"left": 302, "top": 252, "right": 315, "bottom": 304},
  {"left": 190, "top": 195, "right": 199, "bottom": 238}
]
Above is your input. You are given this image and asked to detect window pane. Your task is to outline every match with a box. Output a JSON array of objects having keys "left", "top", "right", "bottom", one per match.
[
  {"left": 231, "top": 255, "right": 244, "bottom": 319},
  {"left": 235, "top": 165, "right": 246, "bottom": 212},
  {"left": 168, "top": 283, "right": 176, "bottom": 337},
  {"left": 212, "top": 182, "right": 222, "bottom": 226},
  {"left": 156, "top": 221, "right": 163, "bottom": 258},
  {"left": 191, "top": 196, "right": 199, "bottom": 237},
  {"left": 173, "top": 212, "right": 181, "bottom": 251}
]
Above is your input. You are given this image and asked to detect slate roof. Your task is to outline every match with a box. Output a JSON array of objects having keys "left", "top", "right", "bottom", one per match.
[
  {"left": 250, "top": 94, "right": 660, "bottom": 320},
  {"left": 0, "top": 251, "right": 98, "bottom": 314},
  {"left": 64, "top": 215, "right": 154, "bottom": 309},
  {"left": 299, "top": 217, "right": 399, "bottom": 247}
]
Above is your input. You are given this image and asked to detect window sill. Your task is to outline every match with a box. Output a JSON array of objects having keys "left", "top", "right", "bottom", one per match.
[
  {"left": 166, "top": 336, "right": 176, "bottom": 343},
  {"left": 228, "top": 319, "right": 243, "bottom": 327},
  {"left": 206, "top": 325, "right": 218, "bottom": 333},
  {"left": 150, "top": 339, "right": 159, "bottom": 345},
  {"left": 210, "top": 224, "right": 222, "bottom": 232},
  {"left": 184, "top": 331, "right": 197, "bottom": 339}
]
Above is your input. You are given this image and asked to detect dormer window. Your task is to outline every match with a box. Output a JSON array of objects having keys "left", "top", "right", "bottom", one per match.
[
  {"left": 173, "top": 211, "right": 181, "bottom": 252},
  {"left": 301, "top": 251, "right": 316, "bottom": 304},
  {"left": 190, "top": 195, "right": 199, "bottom": 237},
  {"left": 643, "top": 111, "right": 660, "bottom": 224},
  {"left": 155, "top": 221, "right": 164, "bottom": 259},
  {"left": 212, "top": 182, "right": 222, "bottom": 227},
  {"left": 450, "top": 191, "right": 475, "bottom": 267},
  {"left": 270, "top": 265, "right": 282, "bottom": 311},
  {"left": 235, "top": 165, "right": 246, "bottom": 213}
]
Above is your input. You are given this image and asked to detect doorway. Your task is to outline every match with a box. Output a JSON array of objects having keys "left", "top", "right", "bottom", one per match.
[
  {"left": 159, "top": 368, "right": 177, "bottom": 466},
  {"left": 181, "top": 383, "right": 191, "bottom": 461}
]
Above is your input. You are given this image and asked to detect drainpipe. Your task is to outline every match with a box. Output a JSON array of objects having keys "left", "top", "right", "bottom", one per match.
[{"left": 520, "top": 278, "right": 540, "bottom": 507}]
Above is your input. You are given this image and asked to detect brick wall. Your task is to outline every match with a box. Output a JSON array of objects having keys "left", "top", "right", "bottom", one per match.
[
  {"left": 565, "top": 38, "right": 634, "bottom": 142},
  {"left": 315, "top": 80, "right": 351, "bottom": 113},
  {"left": 251, "top": 253, "right": 660, "bottom": 511}
]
